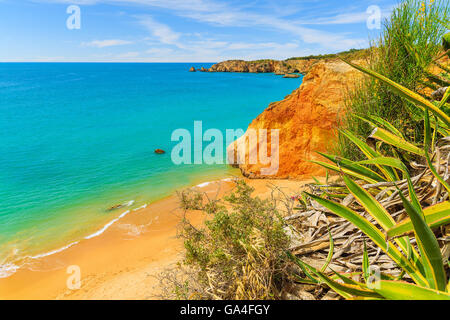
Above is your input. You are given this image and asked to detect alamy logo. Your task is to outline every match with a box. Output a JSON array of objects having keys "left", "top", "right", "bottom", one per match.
[
  {"left": 66, "top": 265, "right": 81, "bottom": 290},
  {"left": 171, "top": 121, "right": 280, "bottom": 176},
  {"left": 366, "top": 5, "right": 381, "bottom": 30},
  {"left": 66, "top": 5, "right": 81, "bottom": 30}
]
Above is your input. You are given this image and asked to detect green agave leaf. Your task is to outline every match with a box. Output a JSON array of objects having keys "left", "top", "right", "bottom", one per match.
[
  {"left": 305, "top": 192, "right": 428, "bottom": 287},
  {"left": 340, "top": 130, "right": 398, "bottom": 181},
  {"left": 320, "top": 228, "right": 334, "bottom": 272},
  {"left": 289, "top": 252, "right": 381, "bottom": 299},
  {"left": 356, "top": 114, "right": 406, "bottom": 139},
  {"left": 330, "top": 270, "right": 362, "bottom": 286},
  {"left": 342, "top": 174, "right": 395, "bottom": 230},
  {"left": 398, "top": 190, "right": 447, "bottom": 291},
  {"left": 314, "top": 271, "right": 381, "bottom": 299},
  {"left": 369, "top": 127, "right": 424, "bottom": 156},
  {"left": 317, "top": 152, "right": 386, "bottom": 182},
  {"left": 437, "top": 87, "right": 450, "bottom": 109},
  {"left": 375, "top": 281, "right": 450, "bottom": 300},
  {"left": 358, "top": 157, "right": 421, "bottom": 211},
  {"left": 341, "top": 173, "right": 423, "bottom": 275},
  {"left": 342, "top": 59, "right": 450, "bottom": 128},
  {"left": 286, "top": 252, "right": 318, "bottom": 284},
  {"left": 388, "top": 201, "right": 450, "bottom": 238},
  {"left": 309, "top": 160, "right": 378, "bottom": 184},
  {"left": 362, "top": 240, "right": 370, "bottom": 282},
  {"left": 424, "top": 108, "right": 450, "bottom": 193}
]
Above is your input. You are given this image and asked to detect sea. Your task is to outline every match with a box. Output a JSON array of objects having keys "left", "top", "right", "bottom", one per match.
[{"left": 0, "top": 62, "right": 302, "bottom": 278}]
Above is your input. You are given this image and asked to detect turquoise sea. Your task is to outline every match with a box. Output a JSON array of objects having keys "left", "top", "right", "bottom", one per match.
[{"left": 0, "top": 63, "right": 302, "bottom": 277}]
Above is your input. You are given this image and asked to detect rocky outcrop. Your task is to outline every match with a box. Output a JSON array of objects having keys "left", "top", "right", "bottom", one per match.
[
  {"left": 227, "top": 59, "right": 365, "bottom": 179},
  {"left": 283, "top": 74, "right": 300, "bottom": 78},
  {"left": 189, "top": 67, "right": 196, "bottom": 72},
  {"left": 208, "top": 59, "right": 319, "bottom": 75}
]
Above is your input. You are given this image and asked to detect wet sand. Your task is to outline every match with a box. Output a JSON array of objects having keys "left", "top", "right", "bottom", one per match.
[{"left": 0, "top": 178, "right": 308, "bottom": 300}]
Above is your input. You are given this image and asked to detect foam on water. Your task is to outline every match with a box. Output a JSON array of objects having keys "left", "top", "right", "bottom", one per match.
[
  {"left": 0, "top": 263, "right": 19, "bottom": 279},
  {"left": 84, "top": 210, "right": 131, "bottom": 240}
]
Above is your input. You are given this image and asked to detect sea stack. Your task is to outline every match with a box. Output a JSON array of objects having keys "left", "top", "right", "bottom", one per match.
[{"left": 189, "top": 67, "right": 196, "bottom": 72}]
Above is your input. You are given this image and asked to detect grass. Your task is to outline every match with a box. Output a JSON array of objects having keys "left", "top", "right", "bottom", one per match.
[{"left": 339, "top": 0, "right": 450, "bottom": 160}]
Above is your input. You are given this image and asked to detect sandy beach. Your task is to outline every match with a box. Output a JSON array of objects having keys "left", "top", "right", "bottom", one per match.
[{"left": 0, "top": 177, "right": 308, "bottom": 300}]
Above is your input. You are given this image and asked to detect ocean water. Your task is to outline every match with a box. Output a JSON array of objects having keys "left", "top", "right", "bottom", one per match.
[{"left": 0, "top": 63, "right": 302, "bottom": 277}]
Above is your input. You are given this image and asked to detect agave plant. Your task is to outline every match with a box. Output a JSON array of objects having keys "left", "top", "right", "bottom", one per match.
[{"left": 288, "top": 60, "right": 450, "bottom": 300}]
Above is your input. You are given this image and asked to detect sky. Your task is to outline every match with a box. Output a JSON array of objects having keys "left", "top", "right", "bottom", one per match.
[{"left": 0, "top": 0, "right": 400, "bottom": 62}]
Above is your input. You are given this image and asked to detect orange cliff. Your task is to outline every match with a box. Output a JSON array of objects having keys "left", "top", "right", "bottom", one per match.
[
  {"left": 227, "top": 59, "right": 365, "bottom": 179},
  {"left": 208, "top": 59, "right": 318, "bottom": 74}
]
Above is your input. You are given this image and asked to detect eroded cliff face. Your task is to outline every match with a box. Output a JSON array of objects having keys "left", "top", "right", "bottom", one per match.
[
  {"left": 227, "top": 59, "right": 365, "bottom": 179},
  {"left": 208, "top": 59, "right": 318, "bottom": 74}
]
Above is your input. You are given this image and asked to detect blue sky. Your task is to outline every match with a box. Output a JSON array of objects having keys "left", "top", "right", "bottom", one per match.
[{"left": 0, "top": 0, "right": 399, "bottom": 62}]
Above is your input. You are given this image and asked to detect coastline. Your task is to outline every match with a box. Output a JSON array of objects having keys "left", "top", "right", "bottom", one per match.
[
  {"left": 0, "top": 166, "right": 240, "bottom": 279},
  {"left": 0, "top": 176, "right": 308, "bottom": 300}
]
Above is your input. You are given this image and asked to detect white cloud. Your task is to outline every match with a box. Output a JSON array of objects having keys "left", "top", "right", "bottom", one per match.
[
  {"left": 137, "top": 16, "right": 181, "bottom": 46},
  {"left": 81, "top": 39, "right": 133, "bottom": 48},
  {"left": 27, "top": 0, "right": 392, "bottom": 61}
]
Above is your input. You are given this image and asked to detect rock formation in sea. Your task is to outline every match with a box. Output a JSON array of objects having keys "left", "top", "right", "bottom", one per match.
[
  {"left": 154, "top": 149, "right": 166, "bottom": 154},
  {"left": 227, "top": 58, "right": 366, "bottom": 179},
  {"left": 189, "top": 67, "right": 196, "bottom": 72},
  {"left": 208, "top": 59, "right": 318, "bottom": 75}
]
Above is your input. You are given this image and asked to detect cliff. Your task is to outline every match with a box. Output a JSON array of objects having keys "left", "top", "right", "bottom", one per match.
[
  {"left": 208, "top": 59, "right": 318, "bottom": 75},
  {"left": 206, "top": 49, "right": 366, "bottom": 75},
  {"left": 227, "top": 58, "right": 366, "bottom": 179}
]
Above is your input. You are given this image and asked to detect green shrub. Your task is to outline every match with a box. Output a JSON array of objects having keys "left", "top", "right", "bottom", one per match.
[{"left": 178, "top": 181, "right": 290, "bottom": 300}]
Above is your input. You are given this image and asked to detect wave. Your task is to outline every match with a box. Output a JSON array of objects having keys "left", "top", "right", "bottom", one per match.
[
  {"left": 84, "top": 210, "right": 130, "bottom": 240},
  {"left": 29, "top": 240, "right": 80, "bottom": 259},
  {"left": 0, "top": 263, "right": 19, "bottom": 279},
  {"left": 133, "top": 204, "right": 148, "bottom": 212},
  {"left": 196, "top": 181, "right": 212, "bottom": 188},
  {"left": 125, "top": 200, "right": 135, "bottom": 207},
  {"left": 196, "top": 178, "right": 237, "bottom": 188}
]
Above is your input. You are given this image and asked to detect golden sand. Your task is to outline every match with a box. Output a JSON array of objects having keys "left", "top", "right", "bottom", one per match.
[{"left": 0, "top": 178, "right": 307, "bottom": 300}]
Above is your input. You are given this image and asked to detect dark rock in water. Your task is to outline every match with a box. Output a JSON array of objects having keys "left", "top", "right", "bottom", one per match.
[
  {"left": 200, "top": 67, "right": 208, "bottom": 72},
  {"left": 108, "top": 204, "right": 125, "bottom": 211},
  {"left": 283, "top": 74, "right": 300, "bottom": 78},
  {"left": 431, "top": 87, "right": 448, "bottom": 101},
  {"left": 189, "top": 67, "right": 196, "bottom": 72},
  {"left": 154, "top": 149, "right": 166, "bottom": 154}
]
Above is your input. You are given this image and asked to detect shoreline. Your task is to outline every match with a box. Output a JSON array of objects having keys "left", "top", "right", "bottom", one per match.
[
  {"left": 0, "top": 173, "right": 238, "bottom": 281},
  {"left": 0, "top": 177, "right": 234, "bottom": 299},
  {"left": 0, "top": 167, "right": 240, "bottom": 280},
  {"left": 0, "top": 177, "right": 308, "bottom": 300}
]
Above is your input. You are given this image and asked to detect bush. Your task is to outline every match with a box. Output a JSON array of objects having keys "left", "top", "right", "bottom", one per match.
[
  {"left": 177, "top": 181, "right": 290, "bottom": 300},
  {"left": 339, "top": 0, "right": 449, "bottom": 160}
]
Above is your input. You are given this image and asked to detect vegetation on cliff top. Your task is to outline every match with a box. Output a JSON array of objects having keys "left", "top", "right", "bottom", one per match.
[
  {"left": 340, "top": 0, "right": 449, "bottom": 160},
  {"left": 286, "top": 48, "right": 365, "bottom": 61}
]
